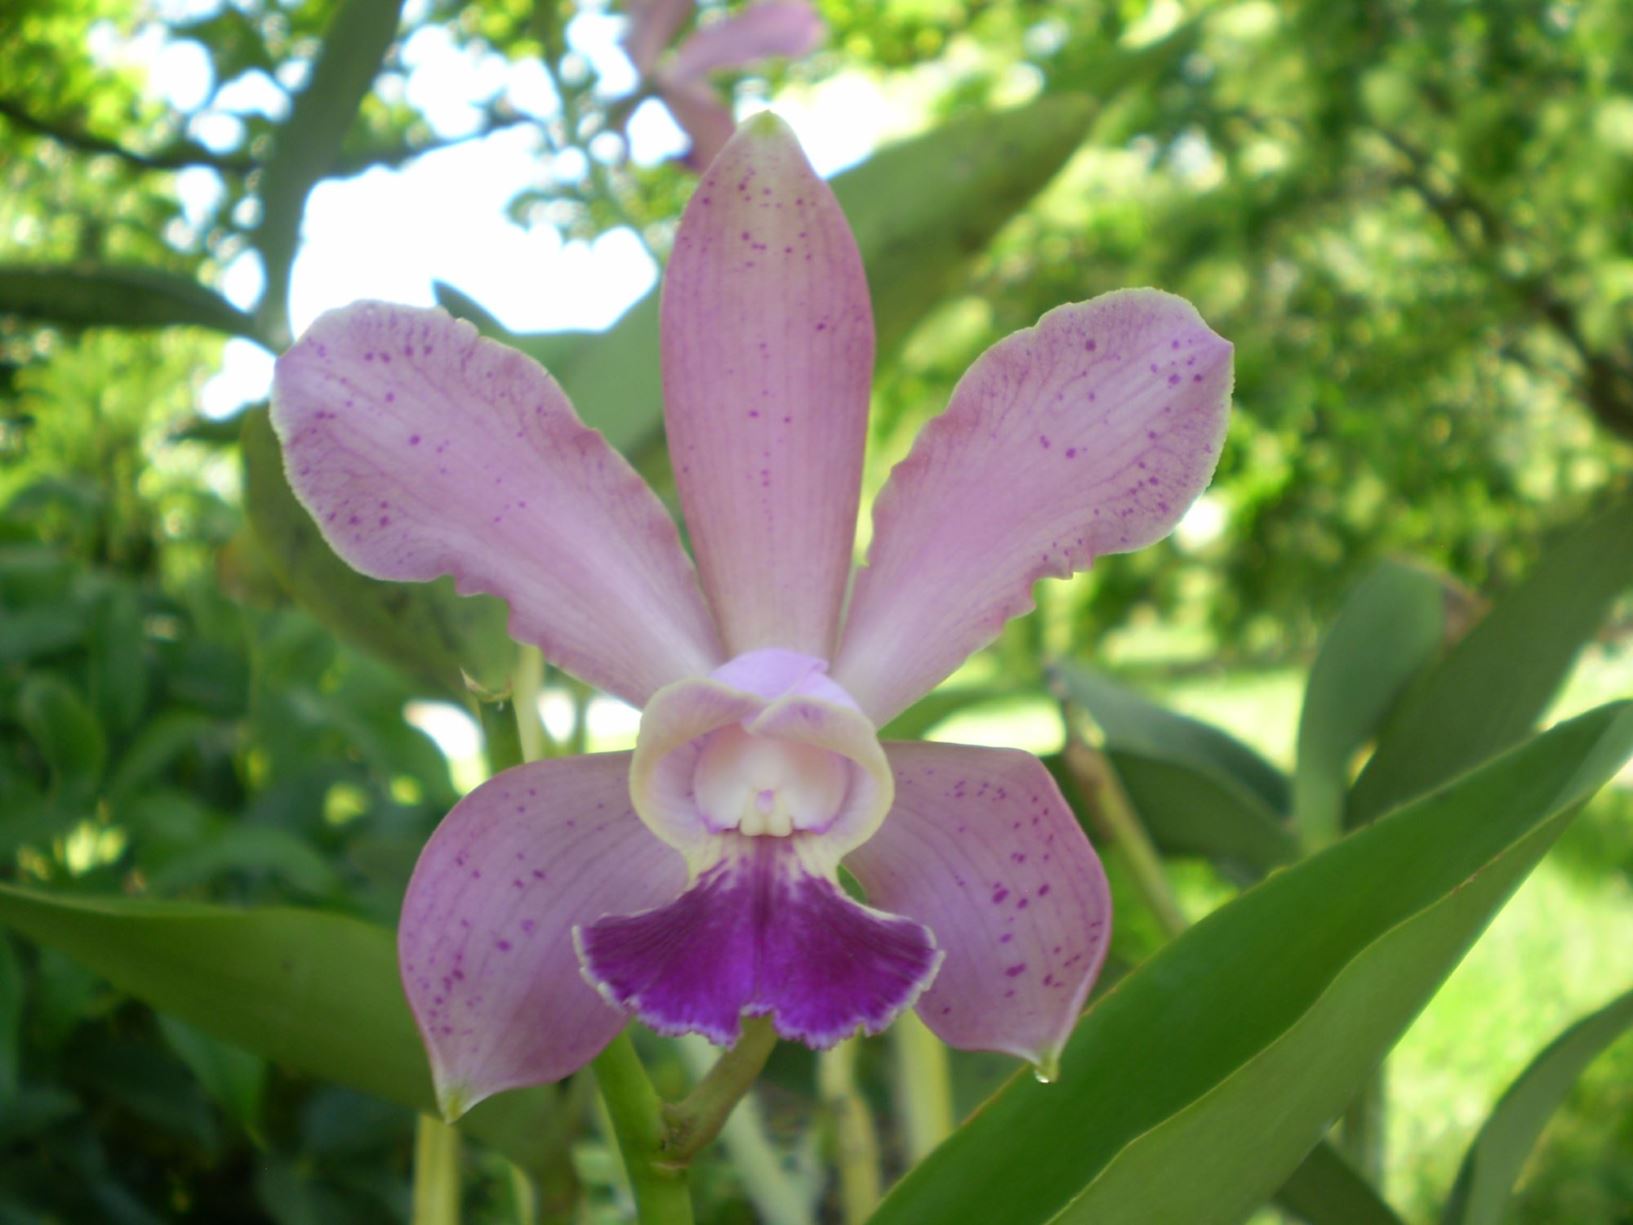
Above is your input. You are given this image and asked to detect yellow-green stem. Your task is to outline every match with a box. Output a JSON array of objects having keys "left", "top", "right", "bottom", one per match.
[
  {"left": 593, "top": 1032, "right": 695, "bottom": 1225},
  {"left": 817, "top": 1039, "right": 880, "bottom": 1223},
  {"left": 412, "top": 1114, "right": 462, "bottom": 1225},
  {"left": 663, "top": 1016, "right": 778, "bottom": 1161},
  {"left": 890, "top": 1010, "right": 953, "bottom": 1162},
  {"left": 1062, "top": 736, "right": 1188, "bottom": 938}
]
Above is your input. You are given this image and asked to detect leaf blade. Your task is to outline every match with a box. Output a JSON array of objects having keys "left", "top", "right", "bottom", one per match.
[{"left": 868, "top": 703, "right": 1633, "bottom": 1225}]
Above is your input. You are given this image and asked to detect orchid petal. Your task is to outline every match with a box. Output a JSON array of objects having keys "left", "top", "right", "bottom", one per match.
[
  {"left": 399, "top": 752, "right": 686, "bottom": 1116},
  {"left": 662, "top": 113, "right": 874, "bottom": 659},
  {"left": 657, "top": 77, "right": 738, "bottom": 172},
  {"left": 833, "top": 290, "right": 1231, "bottom": 724},
  {"left": 272, "top": 302, "right": 722, "bottom": 707},
  {"left": 577, "top": 834, "right": 939, "bottom": 1046},
  {"left": 622, "top": 0, "right": 693, "bottom": 77},
  {"left": 845, "top": 742, "right": 1112, "bottom": 1078},
  {"left": 665, "top": 1, "right": 824, "bottom": 84},
  {"left": 631, "top": 651, "right": 891, "bottom": 863}
]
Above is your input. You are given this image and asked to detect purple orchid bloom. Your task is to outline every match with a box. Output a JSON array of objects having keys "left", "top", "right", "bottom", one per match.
[
  {"left": 270, "top": 113, "right": 1231, "bottom": 1118},
  {"left": 623, "top": 0, "right": 824, "bottom": 171}
]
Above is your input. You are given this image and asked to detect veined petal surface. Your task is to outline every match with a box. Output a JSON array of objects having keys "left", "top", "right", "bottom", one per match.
[
  {"left": 662, "top": 114, "right": 874, "bottom": 659},
  {"left": 846, "top": 742, "right": 1112, "bottom": 1076},
  {"left": 272, "top": 302, "right": 722, "bottom": 707},
  {"left": 399, "top": 753, "right": 686, "bottom": 1116},
  {"left": 834, "top": 290, "right": 1231, "bottom": 724}
]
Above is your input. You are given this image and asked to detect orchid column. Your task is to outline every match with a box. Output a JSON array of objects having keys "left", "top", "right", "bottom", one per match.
[{"left": 271, "top": 112, "right": 1230, "bottom": 1125}]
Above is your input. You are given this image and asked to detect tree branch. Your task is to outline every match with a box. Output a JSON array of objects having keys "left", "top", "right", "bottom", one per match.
[{"left": 0, "top": 96, "right": 253, "bottom": 172}]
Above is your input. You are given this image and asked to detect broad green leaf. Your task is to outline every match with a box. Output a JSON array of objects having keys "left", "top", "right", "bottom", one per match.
[
  {"left": 1441, "top": 986, "right": 1633, "bottom": 1225},
  {"left": 254, "top": 0, "right": 406, "bottom": 335},
  {"left": 1350, "top": 495, "right": 1633, "bottom": 826},
  {"left": 878, "top": 685, "right": 1025, "bottom": 741},
  {"left": 1056, "top": 663, "right": 1290, "bottom": 814},
  {"left": 240, "top": 408, "right": 515, "bottom": 700},
  {"left": 457, "top": 94, "right": 1098, "bottom": 457},
  {"left": 1106, "top": 749, "right": 1299, "bottom": 883},
  {"left": 869, "top": 702, "right": 1633, "bottom": 1225},
  {"left": 16, "top": 672, "right": 106, "bottom": 790},
  {"left": 0, "top": 887, "right": 562, "bottom": 1179},
  {"left": 0, "top": 264, "right": 261, "bottom": 338},
  {"left": 1277, "top": 1140, "right": 1408, "bottom": 1225},
  {"left": 1295, "top": 560, "right": 1446, "bottom": 845}
]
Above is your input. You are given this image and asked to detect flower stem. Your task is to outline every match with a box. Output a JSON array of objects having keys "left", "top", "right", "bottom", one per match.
[
  {"left": 662, "top": 1016, "right": 779, "bottom": 1162},
  {"left": 1061, "top": 736, "right": 1188, "bottom": 938},
  {"left": 675, "top": 1033, "right": 818, "bottom": 1225},
  {"left": 817, "top": 1039, "right": 881, "bottom": 1223},
  {"left": 889, "top": 1010, "right": 953, "bottom": 1162},
  {"left": 412, "top": 1113, "right": 463, "bottom": 1225},
  {"left": 592, "top": 1032, "right": 695, "bottom": 1225}
]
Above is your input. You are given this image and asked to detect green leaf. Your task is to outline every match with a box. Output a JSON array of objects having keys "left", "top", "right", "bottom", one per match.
[
  {"left": 1294, "top": 560, "right": 1446, "bottom": 845},
  {"left": 1350, "top": 495, "right": 1633, "bottom": 826},
  {"left": 240, "top": 407, "right": 515, "bottom": 700},
  {"left": 1440, "top": 986, "right": 1633, "bottom": 1225},
  {"left": 868, "top": 702, "right": 1633, "bottom": 1225},
  {"left": 0, "top": 264, "right": 262, "bottom": 338},
  {"left": 0, "top": 934, "right": 22, "bottom": 1098},
  {"left": 15, "top": 672, "right": 106, "bottom": 790},
  {"left": 254, "top": 0, "right": 406, "bottom": 335},
  {"left": 157, "top": 1014, "right": 267, "bottom": 1137},
  {"left": 1105, "top": 749, "right": 1299, "bottom": 883},
  {"left": 0, "top": 887, "right": 562, "bottom": 1179},
  {"left": 1277, "top": 1140, "right": 1408, "bottom": 1225},
  {"left": 1055, "top": 663, "right": 1290, "bottom": 814}
]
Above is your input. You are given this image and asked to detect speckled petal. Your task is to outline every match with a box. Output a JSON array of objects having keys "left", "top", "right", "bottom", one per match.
[
  {"left": 272, "top": 302, "right": 722, "bottom": 707},
  {"left": 576, "top": 834, "right": 939, "bottom": 1047},
  {"left": 845, "top": 742, "right": 1112, "bottom": 1078},
  {"left": 661, "top": 113, "right": 874, "bottom": 659},
  {"left": 398, "top": 753, "right": 686, "bottom": 1117},
  {"left": 833, "top": 290, "right": 1231, "bottom": 724}
]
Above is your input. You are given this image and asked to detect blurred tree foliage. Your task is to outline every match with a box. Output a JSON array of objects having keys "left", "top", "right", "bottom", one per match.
[{"left": 2, "top": 0, "right": 1630, "bottom": 1222}]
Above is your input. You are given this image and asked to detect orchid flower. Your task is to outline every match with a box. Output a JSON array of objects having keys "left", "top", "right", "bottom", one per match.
[
  {"left": 622, "top": 0, "right": 823, "bottom": 170},
  {"left": 270, "top": 113, "right": 1231, "bottom": 1118}
]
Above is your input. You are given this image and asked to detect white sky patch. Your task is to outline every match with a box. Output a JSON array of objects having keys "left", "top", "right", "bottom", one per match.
[{"left": 1174, "top": 492, "right": 1228, "bottom": 553}]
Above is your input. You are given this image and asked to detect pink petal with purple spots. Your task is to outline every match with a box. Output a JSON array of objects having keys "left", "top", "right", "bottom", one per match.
[
  {"left": 833, "top": 290, "right": 1232, "bottom": 724},
  {"left": 845, "top": 742, "right": 1112, "bottom": 1076},
  {"left": 272, "top": 302, "right": 722, "bottom": 708},
  {"left": 576, "top": 834, "right": 940, "bottom": 1047},
  {"left": 398, "top": 752, "right": 685, "bottom": 1117},
  {"left": 661, "top": 114, "right": 874, "bottom": 659}
]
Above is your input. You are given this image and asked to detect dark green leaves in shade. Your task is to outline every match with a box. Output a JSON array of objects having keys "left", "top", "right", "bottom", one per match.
[
  {"left": 1277, "top": 1140, "right": 1409, "bottom": 1225},
  {"left": 0, "top": 886, "right": 561, "bottom": 1180},
  {"left": 868, "top": 703, "right": 1633, "bottom": 1225},
  {"left": 241, "top": 407, "right": 515, "bottom": 701},
  {"left": 1441, "top": 987, "right": 1633, "bottom": 1225},
  {"left": 0, "top": 264, "right": 261, "bottom": 339},
  {"left": 1104, "top": 750, "right": 1299, "bottom": 883},
  {"left": 1057, "top": 663, "right": 1290, "bottom": 813},
  {"left": 1295, "top": 559, "right": 1447, "bottom": 845},
  {"left": 1350, "top": 494, "right": 1633, "bottom": 827}
]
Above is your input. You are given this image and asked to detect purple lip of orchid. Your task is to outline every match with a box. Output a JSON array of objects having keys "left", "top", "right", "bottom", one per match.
[{"left": 269, "top": 111, "right": 1232, "bottom": 1119}]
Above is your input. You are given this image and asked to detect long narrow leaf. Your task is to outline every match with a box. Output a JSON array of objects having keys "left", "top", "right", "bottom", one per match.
[
  {"left": 1350, "top": 495, "right": 1633, "bottom": 825},
  {"left": 0, "top": 887, "right": 562, "bottom": 1179},
  {"left": 1441, "top": 986, "right": 1633, "bottom": 1225},
  {"left": 868, "top": 703, "right": 1633, "bottom": 1225}
]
